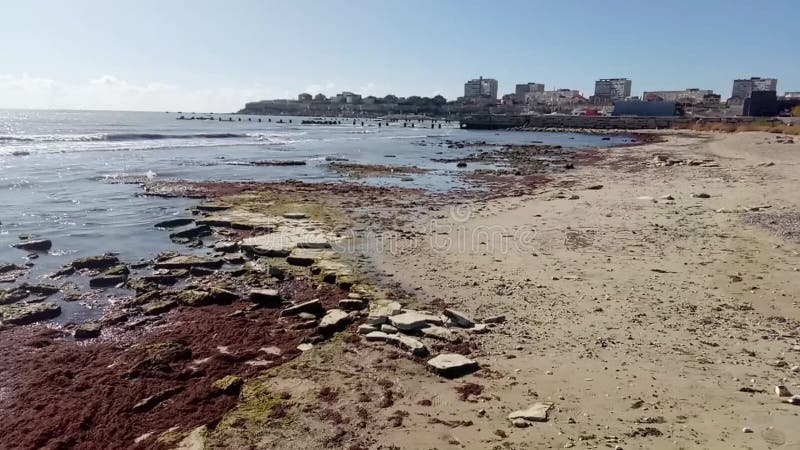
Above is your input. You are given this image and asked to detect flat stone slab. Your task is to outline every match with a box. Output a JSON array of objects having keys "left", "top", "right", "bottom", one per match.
[
  {"left": 508, "top": 402, "right": 554, "bottom": 423},
  {"left": 364, "top": 331, "right": 391, "bottom": 342},
  {"left": 427, "top": 353, "right": 479, "bottom": 378},
  {"left": 443, "top": 308, "right": 476, "bottom": 328},
  {"left": 196, "top": 210, "right": 277, "bottom": 230},
  {"left": 318, "top": 309, "right": 350, "bottom": 334},
  {"left": 241, "top": 229, "right": 331, "bottom": 257},
  {"left": 282, "top": 212, "right": 307, "bottom": 219},
  {"left": 74, "top": 322, "right": 102, "bottom": 339},
  {"left": 390, "top": 311, "right": 442, "bottom": 331},
  {"left": 154, "top": 255, "right": 223, "bottom": 270},
  {"left": 12, "top": 239, "right": 52, "bottom": 252},
  {"left": 286, "top": 248, "right": 335, "bottom": 267},
  {"left": 280, "top": 299, "right": 324, "bottom": 317},
  {"left": 249, "top": 288, "right": 282, "bottom": 306},
  {"left": 72, "top": 254, "right": 120, "bottom": 270},
  {"left": 386, "top": 334, "right": 428, "bottom": 357},
  {"left": 366, "top": 301, "right": 402, "bottom": 325},
  {"left": 0, "top": 302, "right": 61, "bottom": 325},
  {"left": 420, "top": 325, "right": 455, "bottom": 341}
]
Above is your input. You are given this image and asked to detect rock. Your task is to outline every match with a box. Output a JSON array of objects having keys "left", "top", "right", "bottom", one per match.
[
  {"left": 0, "top": 302, "right": 61, "bottom": 325},
  {"left": 21, "top": 283, "right": 59, "bottom": 296},
  {"left": 12, "top": 239, "right": 52, "bottom": 252},
  {"left": 213, "top": 375, "right": 243, "bottom": 395},
  {"left": 249, "top": 288, "right": 282, "bottom": 306},
  {"left": 660, "top": 195, "right": 675, "bottom": 200},
  {"left": 169, "top": 225, "right": 211, "bottom": 240},
  {"left": 456, "top": 162, "right": 467, "bottom": 168},
  {"left": 141, "top": 299, "right": 178, "bottom": 315},
  {"left": 366, "top": 301, "right": 402, "bottom": 325},
  {"left": 132, "top": 387, "right": 184, "bottom": 413},
  {"left": 468, "top": 323, "right": 489, "bottom": 334},
  {"left": 190, "top": 266, "right": 215, "bottom": 277},
  {"left": 508, "top": 402, "right": 554, "bottom": 423},
  {"left": 241, "top": 232, "right": 330, "bottom": 257},
  {"left": 282, "top": 212, "right": 307, "bottom": 219},
  {"left": 318, "top": 309, "right": 350, "bottom": 334},
  {"left": 389, "top": 311, "right": 441, "bottom": 331},
  {"left": 776, "top": 385, "right": 792, "bottom": 397},
  {"left": 223, "top": 253, "right": 245, "bottom": 264},
  {"left": 586, "top": 184, "right": 603, "bottom": 190},
  {"left": 154, "top": 218, "right": 194, "bottom": 228},
  {"left": 338, "top": 298, "right": 365, "bottom": 311},
  {"left": 420, "top": 325, "right": 455, "bottom": 341},
  {"left": 72, "top": 254, "right": 120, "bottom": 270},
  {"left": 297, "top": 343, "right": 314, "bottom": 352},
  {"left": 380, "top": 324, "right": 398, "bottom": 334},
  {"left": 174, "top": 426, "right": 208, "bottom": 450},
  {"left": 0, "top": 263, "right": 26, "bottom": 274},
  {"left": 178, "top": 288, "right": 238, "bottom": 306},
  {"left": 427, "top": 353, "right": 479, "bottom": 378},
  {"left": 0, "top": 287, "right": 30, "bottom": 305},
  {"left": 443, "top": 308, "right": 476, "bottom": 328},
  {"left": 512, "top": 418, "right": 529, "bottom": 428},
  {"left": 691, "top": 193, "right": 711, "bottom": 199},
  {"left": 357, "top": 324, "right": 378, "bottom": 334},
  {"left": 568, "top": 194, "right": 580, "bottom": 200},
  {"left": 386, "top": 333, "right": 428, "bottom": 357},
  {"left": 365, "top": 331, "right": 390, "bottom": 342},
  {"left": 214, "top": 241, "right": 238, "bottom": 253},
  {"left": 298, "top": 312, "right": 316, "bottom": 320},
  {"left": 196, "top": 203, "right": 230, "bottom": 212},
  {"left": 785, "top": 395, "right": 800, "bottom": 405},
  {"left": 286, "top": 248, "right": 333, "bottom": 266},
  {"left": 280, "top": 299, "right": 324, "bottom": 317},
  {"left": 483, "top": 314, "right": 506, "bottom": 324},
  {"left": 154, "top": 255, "right": 223, "bottom": 270},
  {"left": 74, "top": 322, "right": 102, "bottom": 339},
  {"left": 743, "top": 427, "right": 754, "bottom": 433},
  {"left": 89, "top": 274, "right": 127, "bottom": 288}
]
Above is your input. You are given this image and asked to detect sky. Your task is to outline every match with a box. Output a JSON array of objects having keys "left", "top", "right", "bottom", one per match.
[{"left": 1, "top": 0, "right": 798, "bottom": 112}]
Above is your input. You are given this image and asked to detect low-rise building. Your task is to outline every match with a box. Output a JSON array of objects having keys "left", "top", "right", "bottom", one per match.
[{"left": 298, "top": 93, "right": 313, "bottom": 102}]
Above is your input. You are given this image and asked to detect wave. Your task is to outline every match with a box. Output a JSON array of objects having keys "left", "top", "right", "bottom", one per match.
[{"left": 0, "top": 132, "right": 250, "bottom": 143}]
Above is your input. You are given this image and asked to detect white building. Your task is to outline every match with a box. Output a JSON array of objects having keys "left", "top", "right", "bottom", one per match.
[
  {"left": 731, "top": 77, "right": 778, "bottom": 100},
  {"left": 464, "top": 77, "right": 498, "bottom": 100}
]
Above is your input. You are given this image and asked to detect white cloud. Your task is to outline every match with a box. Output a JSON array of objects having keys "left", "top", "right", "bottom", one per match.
[{"left": 0, "top": 73, "right": 275, "bottom": 112}]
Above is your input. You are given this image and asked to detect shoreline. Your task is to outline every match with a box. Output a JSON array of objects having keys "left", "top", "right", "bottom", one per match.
[{"left": 2, "top": 128, "right": 800, "bottom": 448}]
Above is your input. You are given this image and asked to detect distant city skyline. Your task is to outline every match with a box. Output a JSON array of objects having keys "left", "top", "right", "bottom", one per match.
[{"left": 1, "top": 0, "right": 798, "bottom": 112}]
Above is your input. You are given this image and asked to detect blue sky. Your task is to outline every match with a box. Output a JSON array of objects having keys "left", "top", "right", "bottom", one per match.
[{"left": 1, "top": 0, "right": 797, "bottom": 111}]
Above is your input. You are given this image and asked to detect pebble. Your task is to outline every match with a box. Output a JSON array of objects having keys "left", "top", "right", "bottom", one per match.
[{"left": 743, "top": 427, "right": 753, "bottom": 433}]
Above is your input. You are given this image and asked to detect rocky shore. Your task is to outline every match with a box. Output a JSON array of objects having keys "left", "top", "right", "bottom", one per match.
[{"left": 2, "top": 130, "right": 799, "bottom": 449}]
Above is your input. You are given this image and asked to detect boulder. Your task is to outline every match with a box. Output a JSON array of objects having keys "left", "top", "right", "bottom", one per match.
[
  {"left": 427, "top": 353, "right": 479, "bottom": 378},
  {"left": 508, "top": 402, "right": 554, "bottom": 423},
  {"left": 0, "top": 302, "right": 61, "bottom": 325},
  {"left": 443, "top": 308, "right": 476, "bottom": 328},
  {"left": 12, "top": 239, "right": 52, "bottom": 252},
  {"left": 318, "top": 309, "right": 350, "bottom": 334},
  {"left": 249, "top": 288, "right": 282, "bottom": 306},
  {"left": 279, "top": 299, "right": 324, "bottom": 317},
  {"left": 72, "top": 254, "right": 120, "bottom": 270},
  {"left": 74, "top": 322, "right": 102, "bottom": 339}
]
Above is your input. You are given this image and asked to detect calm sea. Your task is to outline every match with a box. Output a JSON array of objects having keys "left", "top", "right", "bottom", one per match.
[{"left": 0, "top": 109, "right": 630, "bottom": 321}]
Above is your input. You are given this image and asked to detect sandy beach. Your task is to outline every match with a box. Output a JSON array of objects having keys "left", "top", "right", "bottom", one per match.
[{"left": 2, "top": 129, "right": 800, "bottom": 450}]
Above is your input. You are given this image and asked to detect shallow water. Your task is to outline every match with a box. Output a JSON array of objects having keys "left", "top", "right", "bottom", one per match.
[{"left": 0, "top": 109, "right": 631, "bottom": 290}]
